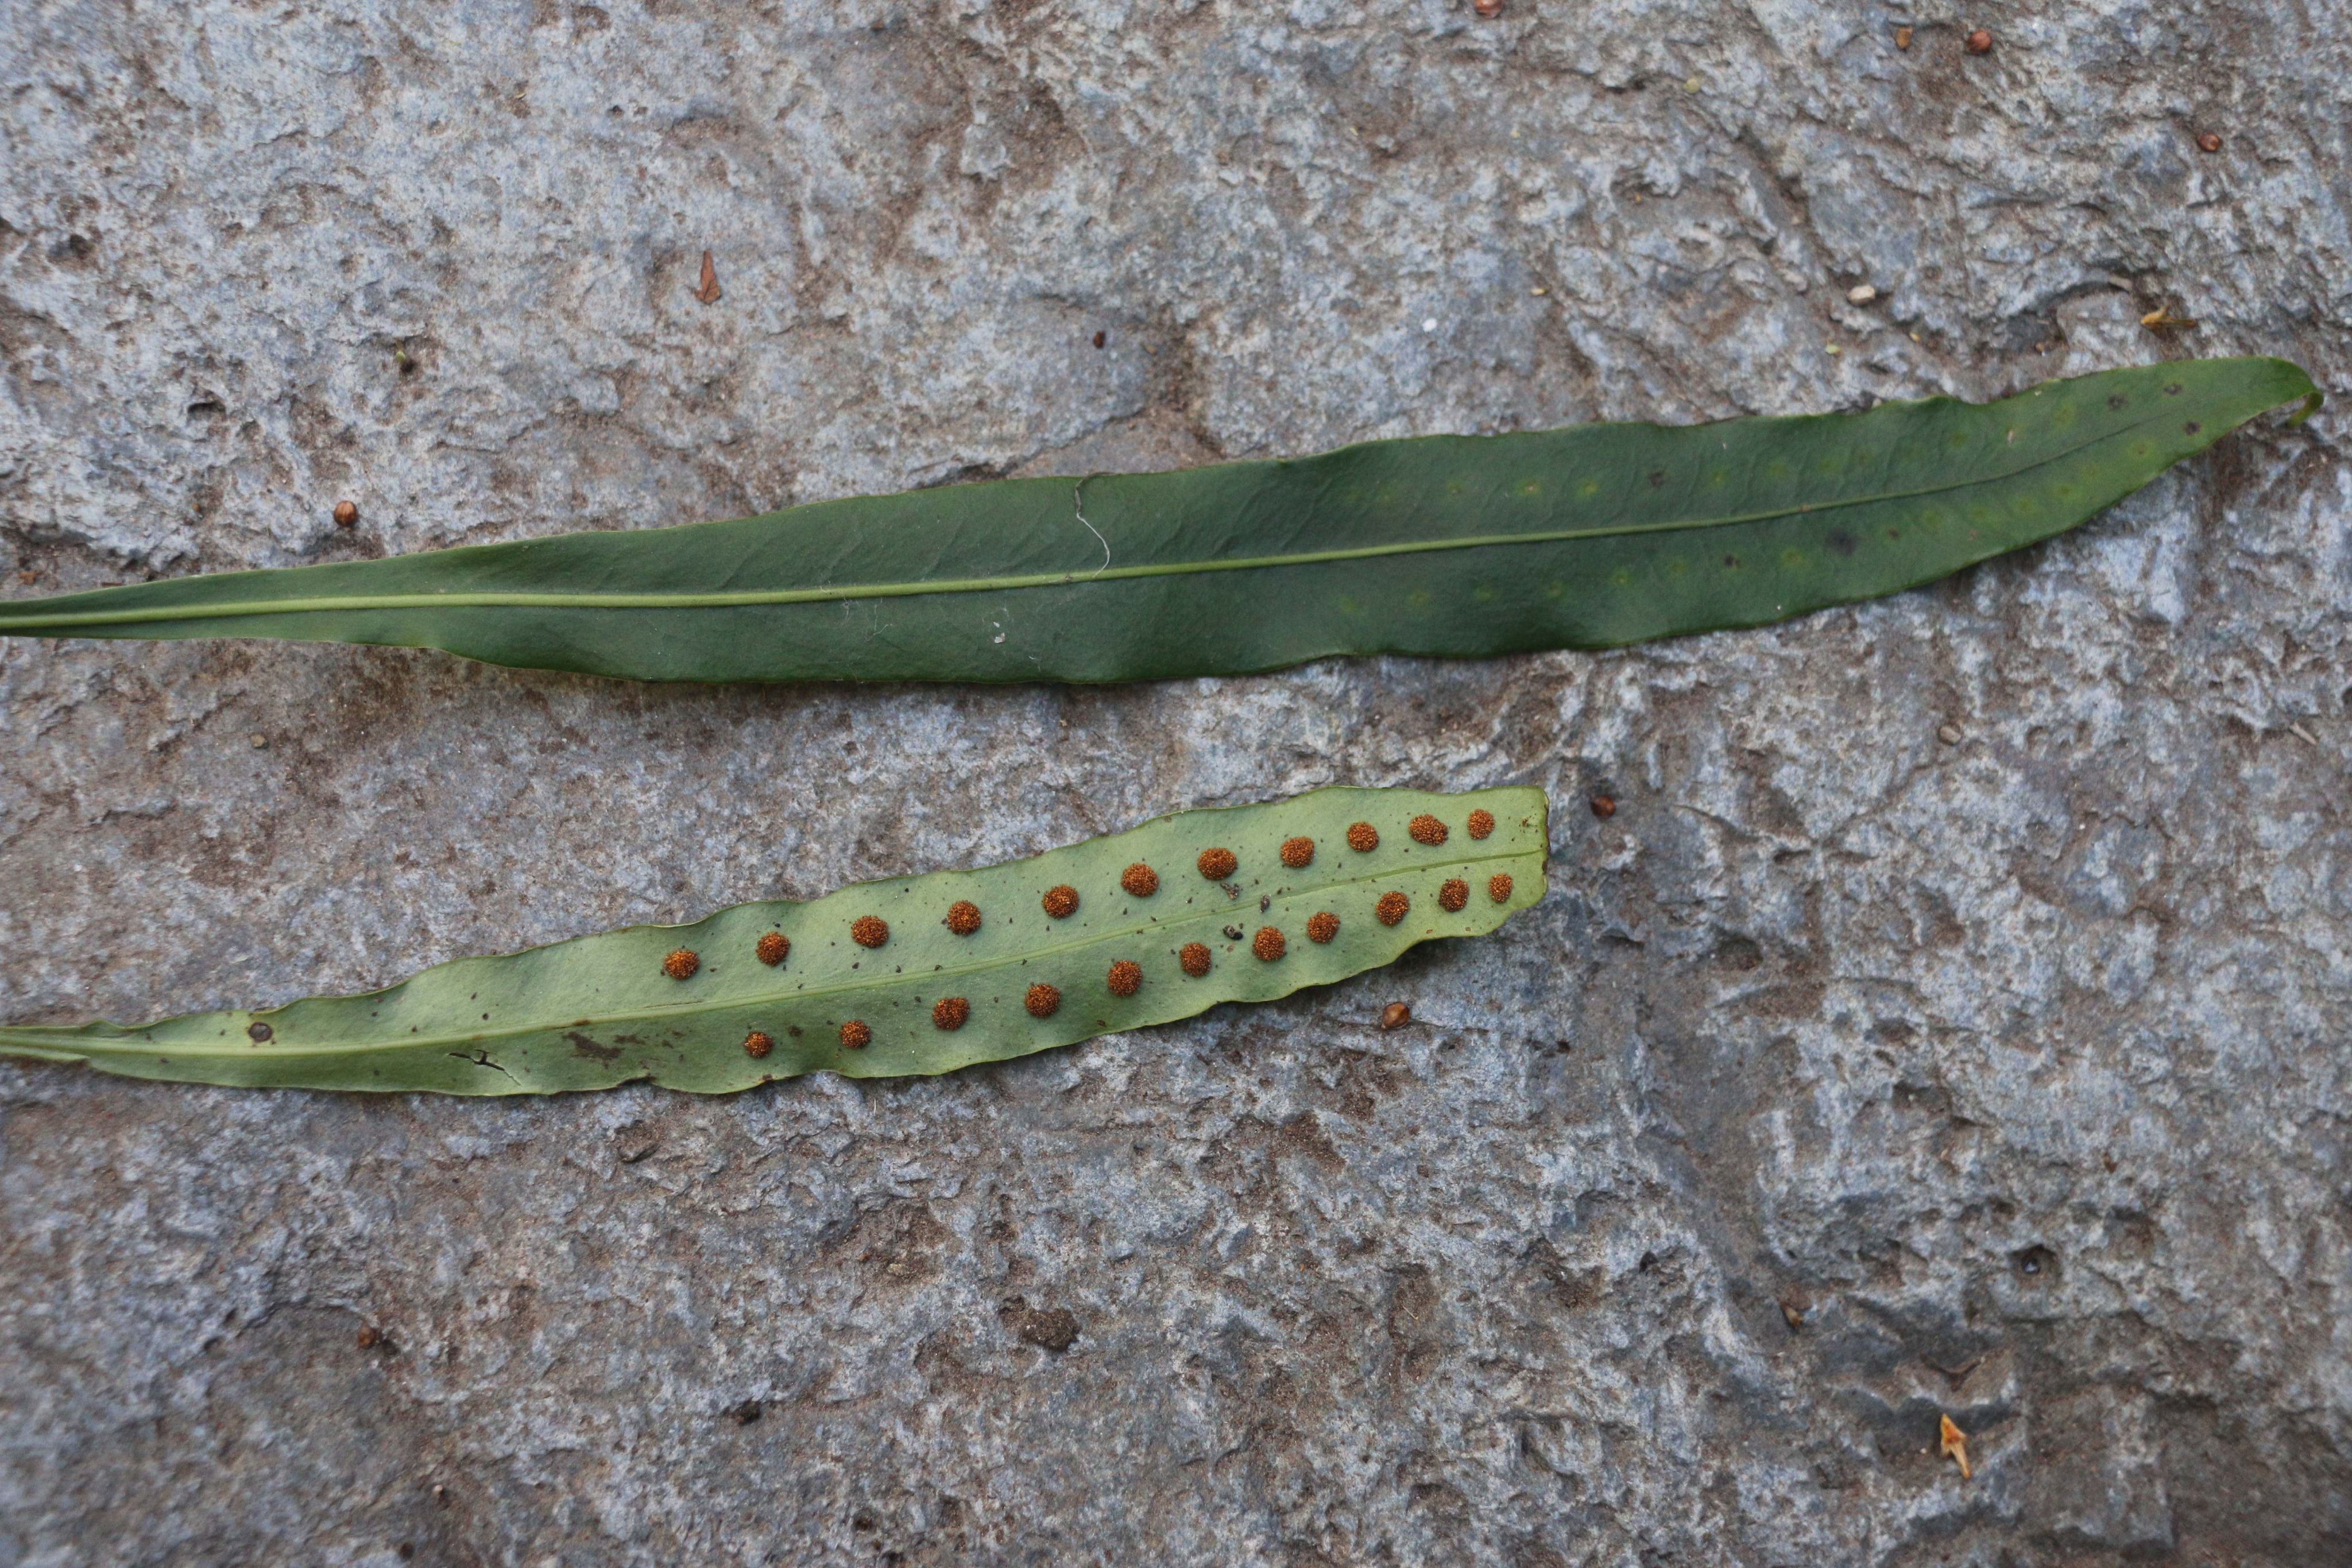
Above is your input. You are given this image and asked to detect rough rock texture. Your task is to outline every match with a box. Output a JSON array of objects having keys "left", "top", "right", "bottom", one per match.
[{"left": 2, "top": 1, "right": 2348, "bottom": 1563}]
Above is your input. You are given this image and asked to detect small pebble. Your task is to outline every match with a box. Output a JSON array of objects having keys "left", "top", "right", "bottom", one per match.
[
  {"left": 1847, "top": 284, "right": 1878, "bottom": 304},
  {"left": 2196, "top": 131, "right": 2222, "bottom": 154},
  {"left": 249, "top": 733, "right": 269, "bottom": 749},
  {"left": 1938, "top": 722, "right": 1964, "bottom": 745},
  {"left": 1421, "top": 318, "right": 1437, "bottom": 332},
  {"left": 1964, "top": 28, "right": 1993, "bottom": 53},
  {"left": 1472, "top": 0, "right": 1503, "bottom": 16},
  {"left": 1589, "top": 795, "right": 1616, "bottom": 819},
  {"left": 332, "top": 500, "right": 358, "bottom": 527}
]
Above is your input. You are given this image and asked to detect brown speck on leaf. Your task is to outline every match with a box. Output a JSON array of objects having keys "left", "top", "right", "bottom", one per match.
[
  {"left": 1253, "top": 926, "right": 1286, "bottom": 961},
  {"left": 744, "top": 1030, "right": 774, "bottom": 1059},
  {"left": 945, "top": 900, "right": 982, "bottom": 936},
  {"left": 839, "top": 1020, "right": 872, "bottom": 1050},
  {"left": 1940, "top": 1414, "right": 1973, "bottom": 1480},
  {"left": 1346, "top": 822, "right": 1379, "bottom": 853},
  {"left": 1107, "top": 959, "right": 1143, "bottom": 996},
  {"left": 694, "top": 249, "right": 721, "bottom": 304},
  {"left": 1437, "top": 878, "right": 1470, "bottom": 913},
  {"left": 332, "top": 500, "right": 358, "bottom": 527},
  {"left": 1042, "top": 884, "right": 1079, "bottom": 919},
  {"left": 1487, "top": 873, "right": 1514, "bottom": 904},
  {"left": 1893, "top": 24, "right": 1913, "bottom": 48},
  {"left": 1375, "top": 891, "right": 1410, "bottom": 926},
  {"left": 931, "top": 996, "right": 970, "bottom": 1031},
  {"left": 1589, "top": 795, "right": 1617, "bottom": 819},
  {"left": 850, "top": 916, "right": 889, "bottom": 948},
  {"left": 1466, "top": 809, "right": 1495, "bottom": 839},
  {"left": 1280, "top": 835, "right": 1315, "bottom": 869},
  {"left": 1379, "top": 1002, "right": 1412, "bottom": 1029},
  {"left": 247, "top": 1021, "right": 274, "bottom": 1043},
  {"left": 1964, "top": 27, "right": 1993, "bottom": 53},
  {"left": 1120, "top": 863, "right": 1159, "bottom": 897},
  {"left": 1179, "top": 942, "right": 1212, "bottom": 977},
  {"left": 1197, "top": 847, "right": 1238, "bottom": 880},
  {"left": 1408, "top": 814, "right": 1448, "bottom": 846},
  {"left": 2196, "top": 131, "right": 2223, "bottom": 153},
  {"left": 1025, "top": 983, "right": 1061, "bottom": 1018},
  {"left": 662, "top": 948, "right": 700, "bottom": 980},
  {"left": 1306, "top": 911, "right": 1339, "bottom": 943},
  {"left": 756, "top": 931, "right": 790, "bottom": 966}
]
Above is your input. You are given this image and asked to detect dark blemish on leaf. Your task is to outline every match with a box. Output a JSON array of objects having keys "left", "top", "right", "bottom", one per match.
[
  {"left": 2164, "top": 382, "right": 2184, "bottom": 395},
  {"left": 569, "top": 1031, "right": 621, "bottom": 1062},
  {"left": 247, "top": 1022, "right": 273, "bottom": 1043},
  {"left": 744, "top": 1031, "right": 774, "bottom": 1059},
  {"left": 1180, "top": 942, "right": 1213, "bottom": 976},
  {"left": 2109, "top": 394, "right": 2129, "bottom": 410},
  {"left": 1467, "top": 810, "right": 1494, "bottom": 839},
  {"left": 1254, "top": 927, "right": 1287, "bottom": 961},
  {"left": 1026, "top": 983, "right": 1061, "bottom": 1017},
  {"left": 1223, "top": 924, "right": 1245, "bottom": 941},
  {"left": 1259, "top": 895, "right": 1271, "bottom": 913},
  {"left": 1723, "top": 554, "right": 1738, "bottom": 568},
  {"left": 756, "top": 932, "right": 790, "bottom": 966},
  {"left": 945, "top": 901, "right": 982, "bottom": 935},
  {"left": 1648, "top": 470, "right": 1666, "bottom": 487},
  {"left": 931, "top": 997, "right": 970, "bottom": 1031},
  {"left": 1306, "top": 912, "right": 1339, "bottom": 943},
  {"left": 840, "top": 1020, "right": 873, "bottom": 1050},
  {"left": 1438, "top": 878, "right": 1470, "bottom": 912},
  {"left": 1280, "top": 836, "right": 1314, "bottom": 869},
  {"left": 2183, "top": 421, "right": 2200, "bottom": 435},
  {"left": 1197, "top": 847, "right": 1238, "bottom": 880},
  {"left": 1488, "top": 873, "right": 1515, "bottom": 903},
  {"left": 1409, "top": 814, "right": 1448, "bottom": 846},
  {"left": 850, "top": 916, "right": 889, "bottom": 948},
  {"left": 1827, "top": 529, "right": 1857, "bottom": 556},
  {"left": 663, "top": 948, "right": 701, "bottom": 979},
  {"left": 1042, "top": 884, "right": 1079, "bottom": 919},
  {"left": 1120, "top": 863, "right": 1159, "bottom": 897},
  {"left": 1347, "top": 822, "right": 1379, "bottom": 853},
  {"left": 1376, "top": 892, "right": 1410, "bottom": 926},
  {"left": 787, "top": 1026, "right": 802, "bottom": 1038},
  {"left": 1107, "top": 959, "right": 1143, "bottom": 996}
]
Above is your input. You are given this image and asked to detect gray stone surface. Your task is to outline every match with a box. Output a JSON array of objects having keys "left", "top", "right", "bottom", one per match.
[{"left": 2, "top": 0, "right": 2348, "bottom": 1562}]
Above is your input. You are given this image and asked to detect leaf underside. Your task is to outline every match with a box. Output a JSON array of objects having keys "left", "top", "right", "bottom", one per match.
[
  {"left": 0, "top": 359, "right": 2316, "bottom": 684},
  {"left": 0, "top": 787, "right": 1549, "bottom": 1095}
]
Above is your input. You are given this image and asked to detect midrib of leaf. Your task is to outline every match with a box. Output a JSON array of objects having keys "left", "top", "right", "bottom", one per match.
[
  {"left": 32, "top": 841, "right": 1535, "bottom": 1061},
  {"left": 0, "top": 406, "right": 2161, "bottom": 631}
]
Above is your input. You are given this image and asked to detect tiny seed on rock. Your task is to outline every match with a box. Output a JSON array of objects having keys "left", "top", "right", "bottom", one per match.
[
  {"left": 1408, "top": 814, "right": 1448, "bottom": 846},
  {"left": 1473, "top": 0, "right": 1503, "bottom": 17},
  {"left": 663, "top": 948, "right": 701, "bottom": 980},
  {"left": 1179, "top": 942, "right": 1213, "bottom": 977},
  {"left": 1025, "top": 983, "right": 1061, "bottom": 1018},
  {"left": 1894, "top": 24, "right": 1913, "bottom": 47},
  {"left": 1376, "top": 891, "right": 1410, "bottom": 926},
  {"left": 932, "top": 996, "right": 970, "bottom": 1031},
  {"left": 2196, "top": 131, "right": 2222, "bottom": 153},
  {"left": 1042, "top": 884, "right": 1079, "bottom": 919},
  {"left": 1092, "top": 329, "right": 1107, "bottom": 349},
  {"left": 1346, "top": 822, "right": 1379, "bottom": 853},
  {"left": 356, "top": 1325, "right": 382, "bottom": 1349},
  {"left": 1488, "top": 873, "right": 1514, "bottom": 903},
  {"left": 1590, "top": 795, "right": 1617, "bottom": 819},
  {"left": 332, "top": 500, "right": 358, "bottom": 527},
  {"left": 1107, "top": 959, "right": 1143, "bottom": 997},
  {"left": 1938, "top": 723, "right": 1964, "bottom": 746},
  {"left": 1466, "top": 809, "right": 1495, "bottom": 840},
  {"left": 756, "top": 931, "right": 790, "bottom": 966},
  {"left": 1964, "top": 28, "right": 1992, "bottom": 53},
  {"left": 840, "top": 1020, "right": 872, "bottom": 1050},
  {"left": 1306, "top": 911, "right": 1339, "bottom": 943},
  {"left": 1197, "top": 847, "right": 1237, "bottom": 881},
  {"left": 850, "top": 916, "right": 889, "bottom": 948},
  {"left": 1437, "top": 878, "right": 1470, "bottom": 913},
  {"left": 744, "top": 1031, "right": 774, "bottom": 1058},
  {"left": 945, "top": 900, "right": 982, "bottom": 936},
  {"left": 1846, "top": 284, "right": 1878, "bottom": 304},
  {"left": 1120, "top": 863, "right": 1159, "bottom": 897},
  {"left": 1253, "top": 927, "right": 1286, "bottom": 961},
  {"left": 1380, "top": 1002, "right": 1412, "bottom": 1030},
  {"left": 1279, "top": 836, "right": 1314, "bottom": 869}
]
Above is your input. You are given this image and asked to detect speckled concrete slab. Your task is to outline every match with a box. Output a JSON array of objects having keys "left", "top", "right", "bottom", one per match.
[{"left": 2, "top": 3, "right": 2347, "bottom": 1564}]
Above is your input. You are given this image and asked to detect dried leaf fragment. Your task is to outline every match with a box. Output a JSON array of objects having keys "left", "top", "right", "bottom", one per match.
[
  {"left": 1940, "top": 1413, "right": 1972, "bottom": 1480},
  {"left": 694, "top": 249, "right": 721, "bottom": 305}
]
